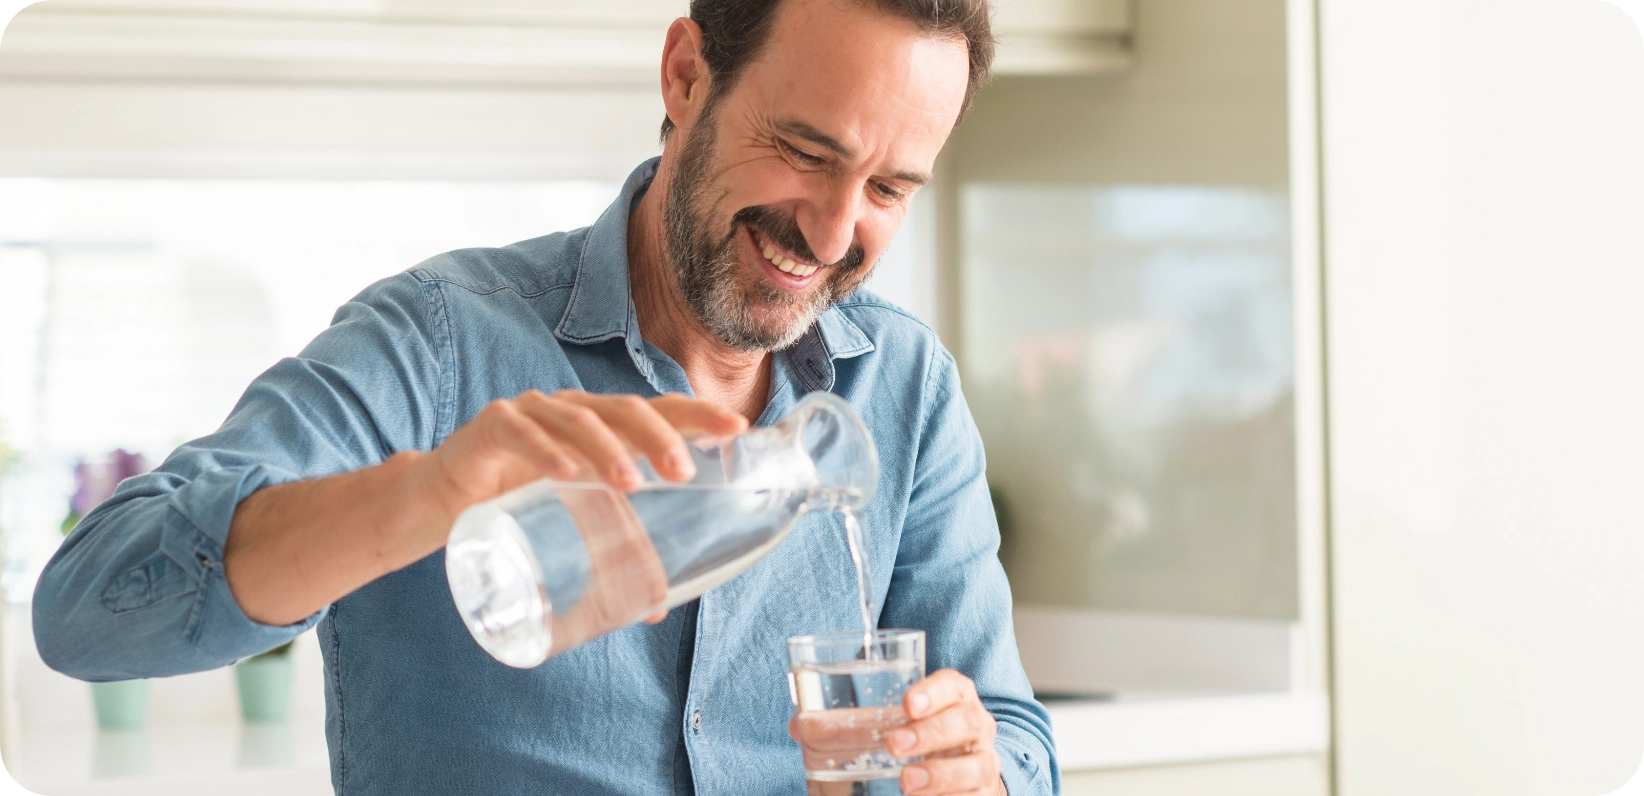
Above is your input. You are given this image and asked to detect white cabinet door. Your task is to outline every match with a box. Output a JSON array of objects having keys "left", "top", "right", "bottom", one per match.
[{"left": 1320, "top": 1, "right": 1644, "bottom": 794}]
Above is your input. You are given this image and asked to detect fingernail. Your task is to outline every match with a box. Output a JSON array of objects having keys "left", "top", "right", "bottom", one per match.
[
  {"left": 615, "top": 461, "right": 642, "bottom": 486},
  {"left": 668, "top": 449, "right": 696, "bottom": 478},
  {"left": 551, "top": 454, "right": 578, "bottom": 477},
  {"left": 890, "top": 728, "right": 916, "bottom": 753},
  {"left": 902, "top": 765, "right": 929, "bottom": 790},
  {"left": 908, "top": 692, "right": 929, "bottom": 716}
]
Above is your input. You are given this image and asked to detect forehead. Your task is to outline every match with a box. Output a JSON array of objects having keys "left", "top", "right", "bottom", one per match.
[{"left": 730, "top": 0, "right": 969, "bottom": 166}]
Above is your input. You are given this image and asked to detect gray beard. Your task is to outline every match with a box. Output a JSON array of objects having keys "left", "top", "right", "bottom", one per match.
[{"left": 662, "top": 111, "right": 839, "bottom": 353}]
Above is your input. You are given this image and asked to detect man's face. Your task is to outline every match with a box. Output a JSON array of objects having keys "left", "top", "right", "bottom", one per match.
[{"left": 664, "top": 0, "right": 969, "bottom": 352}]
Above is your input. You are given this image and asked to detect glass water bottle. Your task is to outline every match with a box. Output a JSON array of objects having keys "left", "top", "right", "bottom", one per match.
[{"left": 445, "top": 392, "right": 878, "bottom": 668}]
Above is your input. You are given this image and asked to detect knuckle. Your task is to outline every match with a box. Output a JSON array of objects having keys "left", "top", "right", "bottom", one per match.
[
  {"left": 563, "top": 404, "right": 601, "bottom": 426},
  {"left": 484, "top": 406, "right": 524, "bottom": 433},
  {"left": 552, "top": 388, "right": 586, "bottom": 401},
  {"left": 504, "top": 409, "right": 536, "bottom": 432},
  {"left": 977, "top": 711, "right": 996, "bottom": 739}
]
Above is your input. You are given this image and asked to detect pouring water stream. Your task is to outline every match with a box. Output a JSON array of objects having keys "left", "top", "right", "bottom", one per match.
[{"left": 840, "top": 509, "right": 878, "bottom": 661}]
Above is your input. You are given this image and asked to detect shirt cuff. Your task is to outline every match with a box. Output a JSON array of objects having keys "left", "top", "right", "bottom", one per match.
[
  {"left": 995, "top": 733, "right": 1053, "bottom": 796},
  {"left": 162, "top": 463, "right": 327, "bottom": 659}
]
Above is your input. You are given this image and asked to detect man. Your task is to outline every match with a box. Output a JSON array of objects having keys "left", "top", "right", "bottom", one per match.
[{"left": 33, "top": 0, "right": 1058, "bottom": 793}]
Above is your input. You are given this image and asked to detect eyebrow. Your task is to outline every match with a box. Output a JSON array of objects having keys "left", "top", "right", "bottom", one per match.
[{"left": 774, "top": 120, "right": 932, "bottom": 187}]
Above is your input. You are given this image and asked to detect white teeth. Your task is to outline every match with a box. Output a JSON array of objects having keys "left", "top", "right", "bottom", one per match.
[{"left": 756, "top": 234, "right": 816, "bottom": 277}]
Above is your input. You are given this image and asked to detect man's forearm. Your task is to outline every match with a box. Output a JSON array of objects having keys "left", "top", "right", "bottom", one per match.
[{"left": 223, "top": 451, "right": 451, "bottom": 626}]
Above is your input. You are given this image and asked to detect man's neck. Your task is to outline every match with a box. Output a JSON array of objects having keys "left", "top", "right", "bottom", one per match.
[{"left": 627, "top": 168, "right": 773, "bottom": 423}]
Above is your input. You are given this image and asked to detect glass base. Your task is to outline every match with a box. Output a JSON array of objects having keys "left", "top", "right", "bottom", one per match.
[
  {"left": 807, "top": 768, "right": 901, "bottom": 782},
  {"left": 805, "top": 774, "right": 906, "bottom": 796}
]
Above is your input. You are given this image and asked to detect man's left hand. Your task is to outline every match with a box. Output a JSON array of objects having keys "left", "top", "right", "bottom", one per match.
[{"left": 889, "top": 669, "right": 1005, "bottom": 795}]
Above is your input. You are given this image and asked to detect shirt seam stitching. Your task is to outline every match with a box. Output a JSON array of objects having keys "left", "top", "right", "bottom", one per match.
[
  {"left": 918, "top": 345, "right": 946, "bottom": 442},
  {"left": 555, "top": 226, "right": 604, "bottom": 340},
  {"left": 410, "top": 272, "right": 571, "bottom": 301},
  {"left": 419, "top": 279, "right": 459, "bottom": 442},
  {"left": 330, "top": 606, "right": 347, "bottom": 793},
  {"left": 167, "top": 506, "right": 217, "bottom": 647}
]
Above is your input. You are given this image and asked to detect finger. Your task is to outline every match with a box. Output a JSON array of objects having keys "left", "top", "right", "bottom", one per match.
[
  {"left": 788, "top": 714, "right": 800, "bottom": 743},
  {"left": 889, "top": 702, "right": 996, "bottom": 759},
  {"left": 643, "top": 611, "right": 668, "bottom": 624},
  {"left": 904, "top": 669, "right": 978, "bottom": 720},
  {"left": 899, "top": 746, "right": 1001, "bottom": 795},
  {"left": 648, "top": 393, "right": 749, "bottom": 439},
  {"left": 518, "top": 391, "right": 643, "bottom": 491},
  {"left": 474, "top": 399, "right": 581, "bottom": 481},
  {"left": 560, "top": 392, "right": 697, "bottom": 482}
]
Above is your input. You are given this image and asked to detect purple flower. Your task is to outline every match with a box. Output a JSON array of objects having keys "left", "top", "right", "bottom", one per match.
[
  {"left": 69, "top": 449, "right": 152, "bottom": 516},
  {"left": 109, "top": 449, "right": 150, "bottom": 483}
]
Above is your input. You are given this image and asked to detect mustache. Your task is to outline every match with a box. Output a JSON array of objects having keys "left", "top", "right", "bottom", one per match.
[{"left": 732, "top": 205, "right": 866, "bottom": 273}]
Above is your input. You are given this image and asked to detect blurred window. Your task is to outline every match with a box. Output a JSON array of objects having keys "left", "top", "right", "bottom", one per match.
[
  {"left": 961, "top": 184, "right": 1297, "bottom": 622},
  {"left": 0, "top": 179, "right": 619, "bottom": 600}
]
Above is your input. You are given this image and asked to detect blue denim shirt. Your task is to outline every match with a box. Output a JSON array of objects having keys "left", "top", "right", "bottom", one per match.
[{"left": 33, "top": 159, "right": 1058, "bottom": 796}]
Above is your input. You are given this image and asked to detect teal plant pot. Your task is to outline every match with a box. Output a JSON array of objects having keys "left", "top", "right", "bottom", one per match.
[
  {"left": 235, "top": 655, "right": 294, "bottom": 722},
  {"left": 90, "top": 679, "right": 148, "bottom": 730}
]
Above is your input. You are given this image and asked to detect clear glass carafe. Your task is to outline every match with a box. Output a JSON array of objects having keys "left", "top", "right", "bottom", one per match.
[{"left": 445, "top": 392, "right": 878, "bottom": 668}]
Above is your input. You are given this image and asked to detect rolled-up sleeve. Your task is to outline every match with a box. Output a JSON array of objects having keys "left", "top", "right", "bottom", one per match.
[
  {"left": 33, "top": 271, "right": 448, "bottom": 680},
  {"left": 877, "top": 349, "right": 1060, "bottom": 795}
]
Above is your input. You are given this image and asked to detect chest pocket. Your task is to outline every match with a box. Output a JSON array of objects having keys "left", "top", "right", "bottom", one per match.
[{"left": 100, "top": 553, "right": 195, "bottom": 613}]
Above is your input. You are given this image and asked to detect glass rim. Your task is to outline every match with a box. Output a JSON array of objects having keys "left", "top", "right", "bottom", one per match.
[{"left": 786, "top": 628, "right": 924, "bottom": 651}]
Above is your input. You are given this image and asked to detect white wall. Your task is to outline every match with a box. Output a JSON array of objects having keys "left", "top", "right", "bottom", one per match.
[
  {"left": 1321, "top": 1, "right": 1644, "bottom": 793},
  {"left": 0, "top": 83, "right": 664, "bottom": 180}
]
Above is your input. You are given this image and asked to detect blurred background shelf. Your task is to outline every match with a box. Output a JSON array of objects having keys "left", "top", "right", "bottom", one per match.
[
  {"left": 0, "top": 0, "right": 1131, "bottom": 87},
  {"left": 3, "top": 605, "right": 330, "bottom": 796}
]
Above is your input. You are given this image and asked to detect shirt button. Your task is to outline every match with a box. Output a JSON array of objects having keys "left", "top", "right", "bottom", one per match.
[{"left": 691, "top": 710, "right": 702, "bottom": 733}]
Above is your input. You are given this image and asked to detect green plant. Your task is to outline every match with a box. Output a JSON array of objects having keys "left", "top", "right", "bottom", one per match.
[
  {"left": 249, "top": 640, "right": 295, "bottom": 661},
  {"left": 0, "top": 420, "right": 21, "bottom": 478}
]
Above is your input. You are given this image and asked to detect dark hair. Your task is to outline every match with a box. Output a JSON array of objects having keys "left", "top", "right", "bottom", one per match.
[{"left": 659, "top": 0, "right": 995, "bottom": 143}]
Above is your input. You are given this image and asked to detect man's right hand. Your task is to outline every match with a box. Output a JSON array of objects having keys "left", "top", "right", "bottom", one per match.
[
  {"left": 224, "top": 390, "right": 747, "bottom": 626},
  {"left": 418, "top": 390, "right": 748, "bottom": 524}
]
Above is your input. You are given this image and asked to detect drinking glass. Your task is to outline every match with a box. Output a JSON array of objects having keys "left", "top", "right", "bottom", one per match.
[{"left": 788, "top": 629, "right": 926, "bottom": 795}]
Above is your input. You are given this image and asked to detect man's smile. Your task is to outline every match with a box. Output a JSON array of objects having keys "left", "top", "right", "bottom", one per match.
[{"left": 746, "top": 227, "right": 826, "bottom": 290}]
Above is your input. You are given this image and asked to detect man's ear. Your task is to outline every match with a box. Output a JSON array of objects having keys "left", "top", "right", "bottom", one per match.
[{"left": 661, "top": 18, "right": 711, "bottom": 134}]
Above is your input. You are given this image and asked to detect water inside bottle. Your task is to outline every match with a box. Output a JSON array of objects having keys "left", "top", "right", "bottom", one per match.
[{"left": 447, "top": 481, "right": 873, "bottom": 667}]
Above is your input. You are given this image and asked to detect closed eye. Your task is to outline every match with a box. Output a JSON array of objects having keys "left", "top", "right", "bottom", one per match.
[
  {"left": 779, "top": 138, "right": 826, "bottom": 167},
  {"left": 872, "top": 182, "right": 906, "bottom": 202}
]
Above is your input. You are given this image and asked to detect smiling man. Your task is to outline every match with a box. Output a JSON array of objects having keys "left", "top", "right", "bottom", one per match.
[{"left": 33, "top": 0, "right": 1057, "bottom": 794}]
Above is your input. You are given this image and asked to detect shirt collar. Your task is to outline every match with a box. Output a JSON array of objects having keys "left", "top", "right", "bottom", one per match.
[
  {"left": 553, "top": 158, "right": 656, "bottom": 346},
  {"left": 554, "top": 157, "right": 875, "bottom": 392}
]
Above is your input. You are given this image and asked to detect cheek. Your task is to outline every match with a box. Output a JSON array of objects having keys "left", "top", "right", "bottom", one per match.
[
  {"left": 855, "top": 213, "right": 905, "bottom": 262},
  {"left": 713, "top": 150, "right": 815, "bottom": 211}
]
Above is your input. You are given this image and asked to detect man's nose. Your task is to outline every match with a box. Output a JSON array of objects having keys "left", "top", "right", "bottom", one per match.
[{"left": 796, "top": 183, "right": 862, "bottom": 266}]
